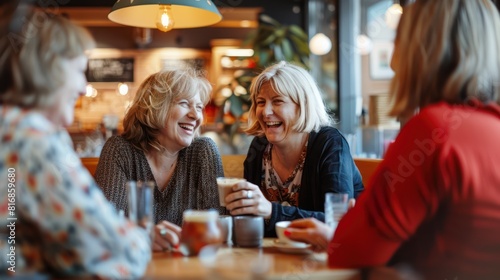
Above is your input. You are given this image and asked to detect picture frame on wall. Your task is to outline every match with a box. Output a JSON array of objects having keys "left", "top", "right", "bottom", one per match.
[
  {"left": 369, "top": 40, "right": 395, "bottom": 80},
  {"left": 86, "top": 58, "right": 134, "bottom": 83}
]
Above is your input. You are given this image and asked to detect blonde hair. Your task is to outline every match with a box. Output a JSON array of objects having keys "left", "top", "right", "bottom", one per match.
[
  {"left": 122, "top": 68, "right": 212, "bottom": 153},
  {"left": 245, "top": 61, "right": 333, "bottom": 137},
  {"left": 0, "top": 10, "right": 95, "bottom": 108},
  {"left": 389, "top": 0, "right": 500, "bottom": 120}
]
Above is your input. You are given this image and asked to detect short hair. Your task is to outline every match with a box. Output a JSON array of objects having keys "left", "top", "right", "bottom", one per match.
[
  {"left": 245, "top": 61, "right": 333, "bottom": 137},
  {"left": 122, "top": 68, "right": 212, "bottom": 153},
  {"left": 389, "top": 0, "right": 500, "bottom": 120},
  {"left": 0, "top": 9, "right": 95, "bottom": 108}
]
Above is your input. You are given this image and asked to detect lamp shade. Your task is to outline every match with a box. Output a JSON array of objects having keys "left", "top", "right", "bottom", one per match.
[{"left": 108, "top": 0, "right": 222, "bottom": 29}]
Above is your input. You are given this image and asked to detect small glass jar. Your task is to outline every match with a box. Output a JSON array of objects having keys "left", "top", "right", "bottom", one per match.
[{"left": 180, "top": 210, "right": 222, "bottom": 256}]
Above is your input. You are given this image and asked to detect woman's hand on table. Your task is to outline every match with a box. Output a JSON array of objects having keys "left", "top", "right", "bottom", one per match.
[
  {"left": 284, "top": 218, "right": 334, "bottom": 252},
  {"left": 153, "top": 220, "right": 181, "bottom": 252},
  {"left": 225, "top": 181, "right": 272, "bottom": 219}
]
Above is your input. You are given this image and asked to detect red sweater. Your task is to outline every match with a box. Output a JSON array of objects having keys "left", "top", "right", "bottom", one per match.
[{"left": 329, "top": 101, "right": 500, "bottom": 279}]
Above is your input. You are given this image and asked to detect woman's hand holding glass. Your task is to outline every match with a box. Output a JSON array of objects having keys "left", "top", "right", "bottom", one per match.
[
  {"left": 284, "top": 200, "right": 355, "bottom": 252},
  {"left": 283, "top": 218, "right": 333, "bottom": 252},
  {"left": 224, "top": 181, "right": 272, "bottom": 219},
  {"left": 153, "top": 221, "right": 182, "bottom": 252}
]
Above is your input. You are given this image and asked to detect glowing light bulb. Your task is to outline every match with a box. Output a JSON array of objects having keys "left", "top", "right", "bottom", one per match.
[
  {"left": 86, "top": 84, "right": 97, "bottom": 98},
  {"left": 309, "top": 33, "right": 332, "bottom": 56},
  {"left": 156, "top": 5, "right": 174, "bottom": 32},
  {"left": 385, "top": 4, "right": 403, "bottom": 30},
  {"left": 85, "top": 84, "right": 94, "bottom": 97},
  {"left": 117, "top": 83, "right": 129, "bottom": 95},
  {"left": 356, "top": 34, "right": 373, "bottom": 55}
]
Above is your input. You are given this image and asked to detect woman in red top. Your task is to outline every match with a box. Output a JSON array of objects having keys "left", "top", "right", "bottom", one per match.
[{"left": 285, "top": 0, "right": 500, "bottom": 279}]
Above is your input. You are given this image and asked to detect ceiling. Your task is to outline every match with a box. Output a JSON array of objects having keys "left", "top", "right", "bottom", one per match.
[
  {"left": 36, "top": 0, "right": 301, "bottom": 9},
  {"left": 34, "top": 0, "right": 268, "bottom": 28}
]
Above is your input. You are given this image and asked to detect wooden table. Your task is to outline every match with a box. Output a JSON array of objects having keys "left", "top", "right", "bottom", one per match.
[{"left": 144, "top": 238, "right": 361, "bottom": 280}]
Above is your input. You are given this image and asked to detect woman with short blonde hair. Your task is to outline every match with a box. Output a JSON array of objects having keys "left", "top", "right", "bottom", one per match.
[
  {"left": 223, "top": 61, "right": 363, "bottom": 237},
  {"left": 246, "top": 61, "right": 333, "bottom": 136}
]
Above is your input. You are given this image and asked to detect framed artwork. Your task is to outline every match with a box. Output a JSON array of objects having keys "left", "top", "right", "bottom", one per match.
[
  {"left": 369, "top": 40, "right": 395, "bottom": 80},
  {"left": 86, "top": 58, "right": 134, "bottom": 82}
]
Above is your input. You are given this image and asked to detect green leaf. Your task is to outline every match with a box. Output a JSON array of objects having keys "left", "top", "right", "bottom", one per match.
[
  {"left": 260, "top": 14, "right": 281, "bottom": 27},
  {"left": 274, "top": 27, "right": 286, "bottom": 40},
  {"left": 228, "top": 94, "right": 244, "bottom": 117},
  {"left": 281, "top": 38, "right": 293, "bottom": 61},
  {"left": 255, "top": 49, "right": 268, "bottom": 66},
  {"left": 289, "top": 35, "right": 310, "bottom": 55},
  {"left": 288, "top": 25, "right": 309, "bottom": 41},
  {"left": 260, "top": 33, "right": 278, "bottom": 46},
  {"left": 273, "top": 44, "right": 284, "bottom": 62}
]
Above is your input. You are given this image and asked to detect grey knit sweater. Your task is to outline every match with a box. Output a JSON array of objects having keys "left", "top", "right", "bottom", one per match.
[{"left": 95, "top": 135, "right": 226, "bottom": 226}]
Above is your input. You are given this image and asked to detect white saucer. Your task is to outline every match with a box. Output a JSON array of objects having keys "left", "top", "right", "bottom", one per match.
[{"left": 273, "top": 240, "right": 313, "bottom": 254}]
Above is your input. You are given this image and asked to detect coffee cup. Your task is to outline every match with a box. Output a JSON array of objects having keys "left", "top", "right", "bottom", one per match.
[
  {"left": 217, "top": 177, "right": 246, "bottom": 206},
  {"left": 275, "top": 221, "right": 307, "bottom": 246},
  {"left": 232, "top": 215, "right": 263, "bottom": 248}
]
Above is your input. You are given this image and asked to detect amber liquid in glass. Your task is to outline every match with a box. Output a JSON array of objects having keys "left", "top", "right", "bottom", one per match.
[{"left": 180, "top": 210, "right": 222, "bottom": 256}]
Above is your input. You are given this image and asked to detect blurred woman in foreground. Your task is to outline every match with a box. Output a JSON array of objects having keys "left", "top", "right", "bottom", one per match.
[{"left": 0, "top": 5, "right": 150, "bottom": 278}]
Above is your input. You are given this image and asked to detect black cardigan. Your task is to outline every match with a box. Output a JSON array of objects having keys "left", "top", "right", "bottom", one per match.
[{"left": 244, "top": 126, "right": 364, "bottom": 237}]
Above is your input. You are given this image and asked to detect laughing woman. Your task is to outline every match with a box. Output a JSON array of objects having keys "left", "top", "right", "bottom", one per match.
[
  {"left": 95, "top": 68, "right": 225, "bottom": 251},
  {"left": 223, "top": 61, "right": 364, "bottom": 237}
]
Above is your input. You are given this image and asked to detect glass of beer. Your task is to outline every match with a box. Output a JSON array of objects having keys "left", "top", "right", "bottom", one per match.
[{"left": 180, "top": 210, "right": 222, "bottom": 256}]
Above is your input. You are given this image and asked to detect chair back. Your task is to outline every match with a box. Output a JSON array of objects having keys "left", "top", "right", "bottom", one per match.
[
  {"left": 354, "top": 158, "right": 383, "bottom": 187},
  {"left": 81, "top": 157, "right": 99, "bottom": 177},
  {"left": 82, "top": 155, "right": 382, "bottom": 188}
]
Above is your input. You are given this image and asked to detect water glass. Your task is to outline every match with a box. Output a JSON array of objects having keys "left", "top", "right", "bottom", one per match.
[
  {"left": 324, "top": 193, "right": 348, "bottom": 231},
  {"left": 218, "top": 215, "right": 233, "bottom": 245},
  {"left": 127, "top": 181, "right": 155, "bottom": 241}
]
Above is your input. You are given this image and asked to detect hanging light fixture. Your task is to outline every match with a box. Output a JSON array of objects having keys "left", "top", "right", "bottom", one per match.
[
  {"left": 385, "top": 1, "right": 403, "bottom": 30},
  {"left": 309, "top": 33, "right": 332, "bottom": 56},
  {"left": 108, "top": 0, "right": 223, "bottom": 32}
]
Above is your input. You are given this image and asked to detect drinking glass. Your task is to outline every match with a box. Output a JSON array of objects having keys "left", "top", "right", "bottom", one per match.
[
  {"left": 127, "top": 181, "right": 155, "bottom": 241},
  {"left": 180, "top": 210, "right": 222, "bottom": 256},
  {"left": 324, "top": 193, "right": 348, "bottom": 231}
]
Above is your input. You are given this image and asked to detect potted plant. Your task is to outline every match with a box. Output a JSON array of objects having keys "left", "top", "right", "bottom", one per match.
[
  {"left": 244, "top": 14, "right": 310, "bottom": 69},
  {"left": 215, "top": 69, "right": 254, "bottom": 154}
]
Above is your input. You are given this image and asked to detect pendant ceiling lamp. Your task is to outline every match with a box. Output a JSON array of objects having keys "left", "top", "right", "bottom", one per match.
[
  {"left": 385, "top": 0, "right": 403, "bottom": 30},
  {"left": 108, "top": 0, "right": 222, "bottom": 32}
]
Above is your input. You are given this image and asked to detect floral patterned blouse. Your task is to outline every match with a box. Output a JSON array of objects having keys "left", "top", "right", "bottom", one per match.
[
  {"left": 0, "top": 106, "right": 151, "bottom": 278},
  {"left": 261, "top": 143, "right": 307, "bottom": 206}
]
